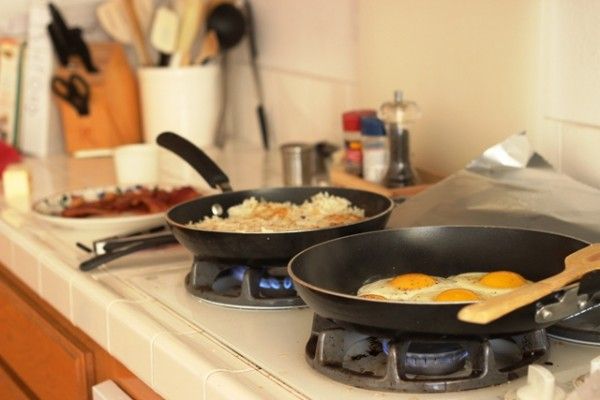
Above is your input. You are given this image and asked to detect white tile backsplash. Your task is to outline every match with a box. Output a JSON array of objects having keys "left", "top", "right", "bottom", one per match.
[
  {"left": 224, "top": 0, "right": 359, "bottom": 149},
  {"left": 543, "top": 0, "right": 600, "bottom": 127},
  {"left": 236, "top": 0, "right": 358, "bottom": 81},
  {"left": 561, "top": 123, "right": 600, "bottom": 189}
]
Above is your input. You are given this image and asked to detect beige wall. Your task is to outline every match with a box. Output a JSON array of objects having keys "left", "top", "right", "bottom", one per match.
[{"left": 357, "top": 0, "right": 541, "bottom": 176}]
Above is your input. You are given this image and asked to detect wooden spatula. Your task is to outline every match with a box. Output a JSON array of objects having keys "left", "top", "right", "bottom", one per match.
[
  {"left": 193, "top": 29, "right": 219, "bottom": 64},
  {"left": 97, "top": 0, "right": 132, "bottom": 44},
  {"left": 458, "top": 243, "right": 600, "bottom": 325}
]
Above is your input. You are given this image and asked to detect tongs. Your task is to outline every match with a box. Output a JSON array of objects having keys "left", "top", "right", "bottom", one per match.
[{"left": 78, "top": 225, "right": 177, "bottom": 271}]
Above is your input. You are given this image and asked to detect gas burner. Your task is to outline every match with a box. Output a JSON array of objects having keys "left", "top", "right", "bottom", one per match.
[
  {"left": 185, "top": 257, "right": 305, "bottom": 309},
  {"left": 305, "top": 314, "right": 549, "bottom": 393}
]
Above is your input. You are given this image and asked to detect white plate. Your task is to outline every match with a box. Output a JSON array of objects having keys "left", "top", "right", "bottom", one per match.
[{"left": 31, "top": 184, "right": 191, "bottom": 232}]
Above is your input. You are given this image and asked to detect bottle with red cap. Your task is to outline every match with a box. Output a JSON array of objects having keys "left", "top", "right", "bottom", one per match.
[{"left": 342, "top": 110, "right": 376, "bottom": 176}]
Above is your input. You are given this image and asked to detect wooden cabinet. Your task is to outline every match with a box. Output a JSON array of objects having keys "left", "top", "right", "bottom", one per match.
[{"left": 0, "top": 263, "right": 162, "bottom": 400}]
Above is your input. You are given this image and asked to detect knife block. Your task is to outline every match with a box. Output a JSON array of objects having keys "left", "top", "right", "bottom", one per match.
[{"left": 53, "top": 42, "right": 142, "bottom": 154}]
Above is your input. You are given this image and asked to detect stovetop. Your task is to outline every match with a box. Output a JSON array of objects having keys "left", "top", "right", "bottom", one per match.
[{"left": 121, "top": 262, "right": 600, "bottom": 400}]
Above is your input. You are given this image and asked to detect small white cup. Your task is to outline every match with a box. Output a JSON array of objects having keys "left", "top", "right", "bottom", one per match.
[{"left": 113, "top": 143, "right": 159, "bottom": 185}]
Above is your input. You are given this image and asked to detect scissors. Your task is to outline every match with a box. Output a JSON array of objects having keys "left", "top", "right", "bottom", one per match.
[{"left": 51, "top": 73, "right": 90, "bottom": 116}]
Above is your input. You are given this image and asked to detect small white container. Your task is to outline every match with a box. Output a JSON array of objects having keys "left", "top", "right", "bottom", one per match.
[{"left": 113, "top": 143, "right": 158, "bottom": 185}]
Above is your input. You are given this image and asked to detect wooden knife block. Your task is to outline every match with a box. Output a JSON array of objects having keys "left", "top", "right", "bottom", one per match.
[{"left": 54, "top": 43, "right": 142, "bottom": 154}]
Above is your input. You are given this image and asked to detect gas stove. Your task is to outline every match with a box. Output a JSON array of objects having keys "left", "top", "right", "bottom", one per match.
[
  {"left": 185, "top": 257, "right": 304, "bottom": 309},
  {"left": 121, "top": 262, "right": 600, "bottom": 400},
  {"left": 306, "top": 314, "right": 549, "bottom": 393}
]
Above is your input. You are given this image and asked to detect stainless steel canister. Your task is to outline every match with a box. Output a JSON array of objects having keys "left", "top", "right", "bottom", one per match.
[{"left": 280, "top": 143, "right": 315, "bottom": 186}]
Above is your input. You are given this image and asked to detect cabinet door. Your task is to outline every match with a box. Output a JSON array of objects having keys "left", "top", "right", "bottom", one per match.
[
  {"left": 0, "top": 272, "right": 95, "bottom": 400},
  {"left": 0, "top": 358, "right": 33, "bottom": 400}
]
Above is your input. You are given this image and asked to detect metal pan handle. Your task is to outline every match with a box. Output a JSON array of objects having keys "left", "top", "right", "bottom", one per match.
[
  {"left": 535, "top": 270, "right": 600, "bottom": 323},
  {"left": 156, "top": 132, "right": 233, "bottom": 193}
]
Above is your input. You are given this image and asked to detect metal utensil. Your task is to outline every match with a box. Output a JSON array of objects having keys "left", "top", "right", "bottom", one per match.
[
  {"left": 51, "top": 73, "right": 91, "bottom": 115},
  {"left": 243, "top": 0, "right": 269, "bottom": 149}
]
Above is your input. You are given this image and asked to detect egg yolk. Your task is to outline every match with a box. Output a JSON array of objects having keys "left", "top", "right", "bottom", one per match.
[
  {"left": 479, "top": 271, "right": 527, "bottom": 288},
  {"left": 434, "top": 288, "right": 480, "bottom": 302},
  {"left": 390, "top": 273, "right": 437, "bottom": 290}
]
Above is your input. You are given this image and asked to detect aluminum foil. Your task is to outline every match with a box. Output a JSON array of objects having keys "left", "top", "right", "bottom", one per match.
[{"left": 389, "top": 133, "right": 600, "bottom": 242}]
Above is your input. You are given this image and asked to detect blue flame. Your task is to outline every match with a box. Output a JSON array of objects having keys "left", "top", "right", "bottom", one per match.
[
  {"left": 382, "top": 339, "right": 390, "bottom": 355},
  {"left": 230, "top": 265, "right": 294, "bottom": 291}
]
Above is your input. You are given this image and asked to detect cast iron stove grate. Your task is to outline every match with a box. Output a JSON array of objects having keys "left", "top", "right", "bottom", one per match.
[
  {"left": 185, "top": 257, "right": 305, "bottom": 309},
  {"left": 305, "top": 314, "right": 549, "bottom": 393}
]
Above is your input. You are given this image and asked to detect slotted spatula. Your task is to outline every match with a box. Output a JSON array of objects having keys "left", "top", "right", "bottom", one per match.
[{"left": 458, "top": 243, "right": 600, "bottom": 324}]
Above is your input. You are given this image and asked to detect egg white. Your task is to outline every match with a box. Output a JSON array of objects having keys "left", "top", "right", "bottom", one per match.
[{"left": 357, "top": 275, "right": 454, "bottom": 301}]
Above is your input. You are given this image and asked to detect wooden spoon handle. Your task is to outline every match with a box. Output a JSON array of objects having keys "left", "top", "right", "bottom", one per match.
[{"left": 458, "top": 243, "right": 600, "bottom": 325}]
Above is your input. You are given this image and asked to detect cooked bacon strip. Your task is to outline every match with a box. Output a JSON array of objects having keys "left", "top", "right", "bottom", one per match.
[{"left": 60, "top": 186, "right": 200, "bottom": 218}]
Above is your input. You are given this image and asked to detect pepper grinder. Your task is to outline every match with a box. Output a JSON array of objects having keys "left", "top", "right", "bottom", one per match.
[{"left": 378, "top": 90, "right": 421, "bottom": 188}]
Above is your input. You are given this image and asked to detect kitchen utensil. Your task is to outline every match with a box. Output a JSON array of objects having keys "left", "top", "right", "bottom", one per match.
[
  {"left": 96, "top": 0, "right": 132, "bottom": 44},
  {"left": 206, "top": 2, "right": 245, "bottom": 51},
  {"left": 132, "top": 0, "right": 155, "bottom": 34},
  {"left": 79, "top": 233, "right": 178, "bottom": 271},
  {"left": 458, "top": 243, "right": 600, "bottom": 324},
  {"left": 47, "top": 3, "right": 98, "bottom": 72},
  {"left": 170, "top": 0, "right": 205, "bottom": 66},
  {"left": 122, "top": 0, "right": 153, "bottom": 65},
  {"left": 150, "top": 6, "right": 180, "bottom": 66},
  {"left": 243, "top": 0, "right": 269, "bottom": 149},
  {"left": 156, "top": 131, "right": 394, "bottom": 261},
  {"left": 51, "top": 73, "right": 90, "bottom": 115},
  {"left": 288, "top": 226, "right": 600, "bottom": 336},
  {"left": 193, "top": 29, "right": 219, "bottom": 64}
]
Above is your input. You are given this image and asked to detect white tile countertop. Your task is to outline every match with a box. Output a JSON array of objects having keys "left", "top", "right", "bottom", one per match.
[
  {"left": 2, "top": 143, "right": 600, "bottom": 400},
  {"left": 0, "top": 143, "right": 301, "bottom": 400}
]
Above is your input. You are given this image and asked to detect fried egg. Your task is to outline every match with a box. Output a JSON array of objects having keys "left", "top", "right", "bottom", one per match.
[
  {"left": 447, "top": 271, "right": 531, "bottom": 299},
  {"left": 357, "top": 273, "right": 454, "bottom": 301},
  {"left": 357, "top": 270, "right": 532, "bottom": 302}
]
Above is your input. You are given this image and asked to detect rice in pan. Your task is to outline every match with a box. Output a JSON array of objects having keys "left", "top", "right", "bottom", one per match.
[{"left": 189, "top": 192, "right": 365, "bottom": 233}]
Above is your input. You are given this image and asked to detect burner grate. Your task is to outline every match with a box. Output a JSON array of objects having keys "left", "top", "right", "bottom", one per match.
[
  {"left": 306, "top": 314, "right": 549, "bottom": 392},
  {"left": 185, "top": 257, "right": 305, "bottom": 309}
]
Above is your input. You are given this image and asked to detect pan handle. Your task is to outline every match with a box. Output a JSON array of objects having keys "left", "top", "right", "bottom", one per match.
[
  {"left": 156, "top": 132, "right": 233, "bottom": 193},
  {"left": 535, "top": 270, "right": 600, "bottom": 324}
]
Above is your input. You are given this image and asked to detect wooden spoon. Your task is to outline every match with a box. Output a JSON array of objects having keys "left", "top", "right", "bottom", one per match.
[
  {"left": 193, "top": 29, "right": 219, "bottom": 64},
  {"left": 457, "top": 243, "right": 600, "bottom": 325}
]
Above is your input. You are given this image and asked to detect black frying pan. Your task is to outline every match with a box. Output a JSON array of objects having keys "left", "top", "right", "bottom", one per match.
[
  {"left": 289, "top": 226, "right": 600, "bottom": 336},
  {"left": 158, "top": 132, "right": 394, "bottom": 263}
]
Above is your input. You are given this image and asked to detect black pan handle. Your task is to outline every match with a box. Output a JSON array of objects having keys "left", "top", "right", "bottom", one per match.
[
  {"left": 156, "top": 132, "right": 233, "bottom": 193},
  {"left": 79, "top": 233, "right": 178, "bottom": 271}
]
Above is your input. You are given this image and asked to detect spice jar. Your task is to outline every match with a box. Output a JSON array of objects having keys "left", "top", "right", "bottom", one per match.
[
  {"left": 378, "top": 90, "right": 421, "bottom": 187},
  {"left": 341, "top": 110, "right": 376, "bottom": 176},
  {"left": 360, "top": 116, "right": 387, "bottom": 184}
]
